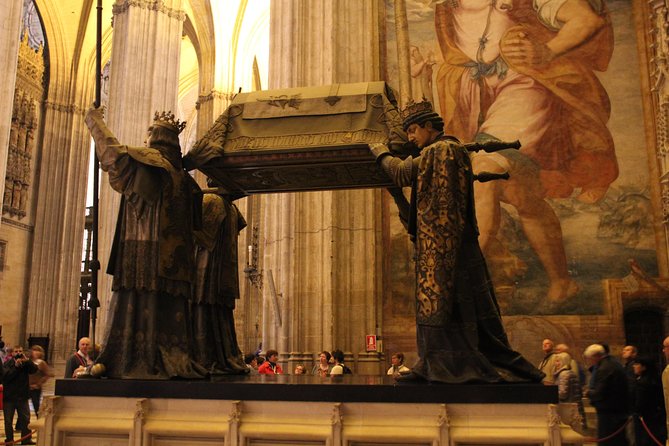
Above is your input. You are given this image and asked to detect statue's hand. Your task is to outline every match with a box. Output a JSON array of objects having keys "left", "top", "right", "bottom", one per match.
[
  {"left": 85, "top": 106, "right": 104, "bottom": 129},
  {"left": 86, "top": 105, "right": 103, "bottom": 117},
  {"left": 369, "top": 142, "right": 390, "bottom": 159},
  {"left": 182, "top": 154, "right": 196, "bottom": 171}
]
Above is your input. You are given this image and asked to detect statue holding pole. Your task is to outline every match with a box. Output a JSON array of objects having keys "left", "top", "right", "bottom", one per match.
[
  {"left": 85, "top": 108, "right": 205, "bottom": 379},
  {"left": 370, "top": 100, "right": 544, "bottom": 384}
]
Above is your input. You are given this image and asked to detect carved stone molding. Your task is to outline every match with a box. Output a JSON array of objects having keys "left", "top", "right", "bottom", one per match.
[
  {"left": 438, "top": 404, "right": 450, "bottom": 445},
  {"left": 195, "top": 90, "right": 236, "bottom": 109},
  {"left": 40, "top": 395, "right": 60, "bottom": 418},
  {"left": 662, "top": 180, "right": 669, "bottom": 223},
  {"left": 112, "top": 0, "right": 186, "bottom": 22},
  {"left": 1, "top": 217, "right": 34, "bottom": 232},
  {"left": 331, "top": 402, "right": 343, "bottom": 427},
  {"left": 43, "top": 101, "right": 83, "bottom": 115},
  {"left": 16, "top": 30, "right": 44, "bottom": 96},
  {"left": 134, "top": 398, "right": 148, "bottom": 421},
  {"left": 229, "top": 400, "right": 242, "bottom": 423},
  {"left": 547, "top": 404, "right": 560, "bottom": 428},
  {"left": 646, "top": 1, "right": 669, "bottom": 237},
  {"left": 3, "top": 29, "right": 45, "bottom": 219},
  {"left": 437, "top": 404, "right": 450, "bottom": 428}
]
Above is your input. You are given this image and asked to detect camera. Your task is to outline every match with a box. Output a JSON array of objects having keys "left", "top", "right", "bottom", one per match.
[{"left": 14, "top": 352, "right": 25, "bottom": 360}]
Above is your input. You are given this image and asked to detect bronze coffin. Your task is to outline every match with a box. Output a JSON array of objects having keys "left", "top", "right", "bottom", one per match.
[{"left": 184, "top": 82, "right": 406, "bottom": 195}]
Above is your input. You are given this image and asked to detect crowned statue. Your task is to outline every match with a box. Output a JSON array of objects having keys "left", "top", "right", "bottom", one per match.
[{"left": 85, "top": 107, "right": 205, "bottom": 379}]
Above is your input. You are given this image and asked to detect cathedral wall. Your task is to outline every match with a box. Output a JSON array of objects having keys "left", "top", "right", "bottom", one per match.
[
  {"left": 259, "top": 0, "right": 386, "bottom": 373},
  {"left": 379, "top": 0, "right": 669, "bottom": 367},
  {"left": 2, "top": 0, "right": 667, "bottom": 375},
  {"left": 0, "top": 223, "right": 33, "bottom": 346}
]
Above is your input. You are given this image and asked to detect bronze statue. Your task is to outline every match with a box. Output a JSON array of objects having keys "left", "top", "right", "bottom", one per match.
[
  {"left": 85, "top": 108, "right": 204, "bottom": 379},
  {"left": 191, "top": 188, "right": 249, "bottom": 374},
  {"left": 370, "top": 100, "right": 544, "bottom": 384}
]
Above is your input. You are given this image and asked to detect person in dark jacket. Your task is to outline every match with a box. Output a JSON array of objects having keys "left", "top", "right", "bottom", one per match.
[
  {"left": 585, "top": 343, "right": 629, "bottom": 446},
  {"left": 3, "top": 345, "right": 37, "bottom": 445},
  {"left": 632, "top": 357, "right": 667, "bottom": 446}
]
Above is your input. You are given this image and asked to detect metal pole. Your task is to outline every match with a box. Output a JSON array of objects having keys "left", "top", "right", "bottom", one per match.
[{"left": 88, "top": 0, "right": 103, "bottom": 361}]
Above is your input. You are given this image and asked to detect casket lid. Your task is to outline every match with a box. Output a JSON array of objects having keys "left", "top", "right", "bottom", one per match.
[{"left": 185, "top": 81, "right": 407, "bottom": 195}]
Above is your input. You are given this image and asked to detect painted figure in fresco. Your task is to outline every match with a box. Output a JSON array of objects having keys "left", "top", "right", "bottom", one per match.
[
  {"left": 85, "top": 108, "right": 205, "bottom": 379},
  {"left": 410, "top": 45, "right": 436, "bottom": 103},
  {"left": 191, "top": 188, "right": 249, "bottom": 375},
  {"left": 431, "top": 0, "right": 617, "bottom": 302},
  {"left": 369, "top": 100, "right": 544, "bottom": 383}
]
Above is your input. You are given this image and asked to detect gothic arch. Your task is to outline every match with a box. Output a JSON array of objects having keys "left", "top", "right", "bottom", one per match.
[
  {"left": 32, "top": 0, "right": 69, "bottom": 103},
  {"left": 183, "top": 15, "right": 202, "bottom": 75},
  {"left": 185, "top": 0, "right": 215, "bottom": 95},
  {"left": 79, "top": 26, "right": 113, "bottom": 107},
  {"left": 235, "top": 1, "right": 269, "bottom": 92},
  {"left": 178, "top": 24, "right": 200, "bottom": 154}
]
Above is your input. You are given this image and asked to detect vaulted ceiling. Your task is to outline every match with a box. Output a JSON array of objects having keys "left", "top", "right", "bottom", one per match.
[{"left": 29, "top": 0, "right": 269, "bottom": 112}]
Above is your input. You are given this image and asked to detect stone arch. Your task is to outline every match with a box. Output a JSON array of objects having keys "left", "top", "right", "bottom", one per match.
[
  {"left": 79, "top": 26, "right": 113, "bottom": 107},
  {"left": 183, "top": 15, "right": 201, "bottom": 76},
  {"left": 32, "top": 0, "right": 69, "bottom": 102},
  {"left": 185, "top": 0, "right": 215, "bottom": 95},
  {"left": 179, "top": 18, "right": 201, "bottom": 153},
  {"left": 234, "top": 0, "right": 270, "bottom": 92}
]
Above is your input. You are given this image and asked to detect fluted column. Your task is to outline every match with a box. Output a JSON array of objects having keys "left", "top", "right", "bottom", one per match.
[
  {"left": 190, "top": 0, "right": 240, "bottom": 156},
  {"left": 97, "top": 0, "right": 186, "bottom": 330},
  {"left": 0, "top": 1, "right": 24, "bottom": 229},
  {"left": 262, "top": 0, "right": 384, "bottom": 373},
  {"left": 27, "top": 97, "right": 92, "bottom": 360}
]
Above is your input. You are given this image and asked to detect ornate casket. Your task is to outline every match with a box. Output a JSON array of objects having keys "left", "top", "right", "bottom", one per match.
[{"left": 184, "top": 82, "right": 406, "bottom": 195}]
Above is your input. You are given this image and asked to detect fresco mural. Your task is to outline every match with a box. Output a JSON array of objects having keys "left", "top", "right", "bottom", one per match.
[{"left": 385, "top": 0, "right": 657, "bottom": 315}]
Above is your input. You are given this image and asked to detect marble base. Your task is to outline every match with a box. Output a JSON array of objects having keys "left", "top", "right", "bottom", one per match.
[
  {"left": 30, "top": 377, "right": 585, "bottom": 446},
  {"left": 54, "top": 375, "right": 557, "bottom": 404}
]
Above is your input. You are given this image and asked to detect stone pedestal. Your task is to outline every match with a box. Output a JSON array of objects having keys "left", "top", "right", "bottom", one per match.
[{"left": 33, "top": 377, "right": 585, "bottom": 446}]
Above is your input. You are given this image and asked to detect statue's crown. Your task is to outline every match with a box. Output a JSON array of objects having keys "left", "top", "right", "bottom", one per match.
[
  {"left": 400, "top": 98, "right": 441, "bottom": 131},
  {"left": 400, "top": 99, "right": 434, "bottom": 121},
  {"left": 153, "top": 111, "right": 187, "bottom": 134}
]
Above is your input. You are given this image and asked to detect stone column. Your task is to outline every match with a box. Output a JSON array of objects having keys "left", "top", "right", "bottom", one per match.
[
  {"left": 27, "top": 99, "right": 92, "bottom": 360},
  {"left": 195, "top": 91, "right": 234, "bottom": 155},
  {"left": 261, "top": 0, "right": 384, "bottom": 373},
  {"left": 193, "top": 10, "right": 259, "bottom": 352},
  {"left": 0, "top": 1, "right": 24, "bottom": 229},
  {"left": 189, "top": 0, "right": 243, "bottom": 172},
  {"left": 97, "top": 0, "right": 186, "bottom": 330}
]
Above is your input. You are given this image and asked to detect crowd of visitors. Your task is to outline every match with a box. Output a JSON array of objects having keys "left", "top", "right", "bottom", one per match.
[
  {"left": 4, "top": 333, "right": 669, "bottom": 446},
  {"left": 240, "top": 348, "right": 358, "bottom": 377},
  {"left": 536, "top": 337, "right": 669, "bottom": 445}
]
